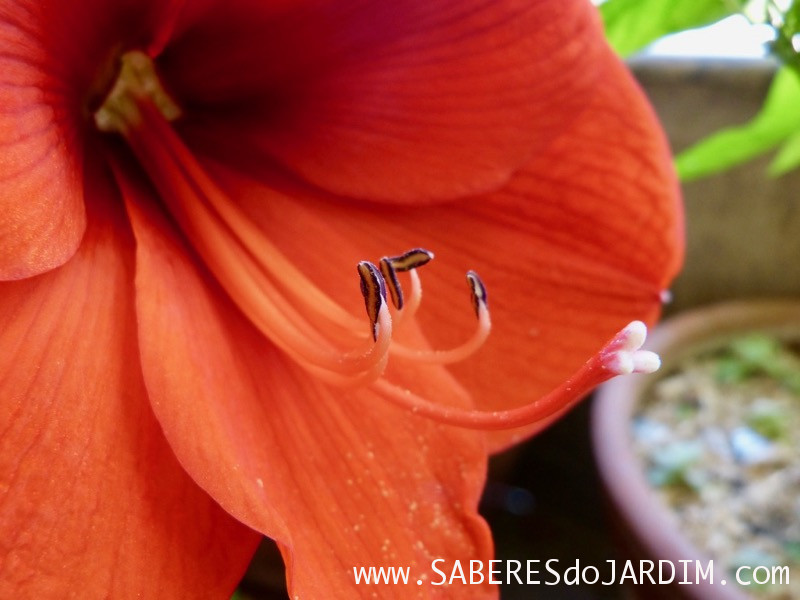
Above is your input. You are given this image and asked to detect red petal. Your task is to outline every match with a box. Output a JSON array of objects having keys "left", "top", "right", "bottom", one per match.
[
  {"left": 121, "top": 170, "right": 496, "bottom": 599},
  {"left": 159, "top": 0, "right": 607, "bottom": 203},
  {"left": 0, "top": 164, "right": 259, "bottom": 598},
  {"left": 193, "top": 45, "right": 683, "bottom": 450},
  {"left": 0, "top": 2, "right": 84, "bottom": 279},
  {"left": 0, "top": 0, "right": 188, "bottom": 279}
]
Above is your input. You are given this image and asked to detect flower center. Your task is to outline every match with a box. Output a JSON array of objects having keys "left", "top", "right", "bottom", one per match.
[
  {"left": 93, "top": 50, "right": 661, "bottom": 432},
  {"left": 94, "top": 50, "right": 181, "bottom": 134},
  {"left": 91, "top": 50, "right": 492, "bottom": 383}
]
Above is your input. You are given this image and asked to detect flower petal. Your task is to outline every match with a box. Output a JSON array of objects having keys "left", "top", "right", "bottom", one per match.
[
  {"left": 193, "top": 45, "right": 682, "bottom": 450},
  {"left": 122, "top": 170, "right": 496, "bottom": 599},
  {"left": 0, "top": 2, "right": 84, "bottom": 279},
  {"left": 0, "top": 163, "right": 259, "bottom": 598},
  {"left": 0, "top": 0, "right": 188, "bottom": 279},
  {"left": 159, "top": 0, "right": 607, "bottom": 203}
]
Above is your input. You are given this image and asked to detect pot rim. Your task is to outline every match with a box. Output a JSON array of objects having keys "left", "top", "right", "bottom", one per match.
[{"left": 591, "top": 298, "right": 800, "bottom": 600}]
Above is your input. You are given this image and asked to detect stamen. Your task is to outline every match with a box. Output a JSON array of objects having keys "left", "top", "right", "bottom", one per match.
[
  {"left": 397, "top": 269, "right": 423, "bottom": 323},
  {"left": 380, "top": 249, "right": 435, "bottom": 311},
  {"left": 466, "top": 270, "right": 488, "bottom": 317},
  {"left": 104, "top": 75, "right": 391, "bottom": 386},
  {"left": 387, "top": 248, "right": 434, "bottom": 272},
  {"left": 194, "top": 169, "right": 367, "bottom": 341},
  {"left": 391, "top": 270, "right": 491, "bottom": 364},
  {"left": 305, "top": 303, "right": 393, "bottom": 389},
  {"left": 358, "top": 261, "right": 387, "bottom": 341},
  {"left": 98, "top": 51, "right": 366, "bottom": 342},
  {"left": 372, "top": 321, "right": 660, "bottom": 430},
  {"left": 390, "top": 268, "right": 422, "bottom": 330},
  {"left": 379, "top": 258, "right": 403, "bottom": 310}
]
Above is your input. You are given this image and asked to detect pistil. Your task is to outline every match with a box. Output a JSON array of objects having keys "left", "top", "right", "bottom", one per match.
[{"left": 373, "top": 321, "right": 660, "bottom": 430}]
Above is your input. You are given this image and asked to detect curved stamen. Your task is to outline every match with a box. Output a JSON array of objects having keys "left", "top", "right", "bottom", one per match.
[
  {"left": 193, "top": 167, "right": 368, "bottom": 341},
  {"left": 466, "top": 270, "right": 488, "bottom": 317},
  {"left": 393, "top": 269, "right": 423, "bottom": 327},
  {"left": 98, "top": 51, "right": 367, "bottom": 341},
  {"left": 146, "top": 107, "right": 368, "bottom": 344},
  {"left": 357, "top": 261, "right": 387, "bottom": 341},
  {"left": 306, "top": 303, "right": 393, "bottom": 388},
  {"left": 106, "top": 90, "right": 390, "bottom": 384},
  {"left": 379, "top": 249, "right": 434, "bottom": 312},
  {"left": 391, "top": 271, "right": 491, "bottom": 364},
  {"left": 373, "top": 321, "right": 660, "bottom": 430},
  {"left": 379, "top": 258, "right": 403, "bottom": 311},
  {"left": 388, "top": 248, "right": 434, "bottom": 272}
]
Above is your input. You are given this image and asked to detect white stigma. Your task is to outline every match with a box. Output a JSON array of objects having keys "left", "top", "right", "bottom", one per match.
[{"left": 601, "top": 320, "right": 661, "bottom": 375}]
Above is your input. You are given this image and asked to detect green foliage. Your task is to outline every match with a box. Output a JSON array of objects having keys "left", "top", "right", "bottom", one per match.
[
  {"left": 675, "top": 67, "right": 800, "bottom": 180},
  {"left": 769, "top": 0, "right": 800, "bottom": 71},
  {"left": 785, "top": 540, "right": 800, "bottom": 563},
  {"left": 714, "top": 333, "right": 800, "bottom": 394},
  {"left": 600, "top": 0, "right": 800, "bottom": 178},
  {"left": 600, "top": 0, "right": 739, "bottom": 57},
  {"left": 769, "top": 128, "right": 800, "bottom": 175},
  {"left": 646, "top": 440, "right": 703, "bottom": 489},
  {"left": 747, "top": 402, "right": 787, "bottom": 440}
]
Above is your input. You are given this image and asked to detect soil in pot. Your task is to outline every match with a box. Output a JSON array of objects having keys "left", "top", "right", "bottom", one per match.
[{"left": 633, "top": 333, "right": 800, "bottom": 599}]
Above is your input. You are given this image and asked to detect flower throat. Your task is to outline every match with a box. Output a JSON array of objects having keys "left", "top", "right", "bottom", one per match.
[{"left": 93, "top": 50, "right": 660, "bottom": 431}]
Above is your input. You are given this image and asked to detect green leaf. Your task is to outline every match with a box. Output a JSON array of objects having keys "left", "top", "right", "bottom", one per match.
[
  {"left": 769, "top": 0, "right": 800, "bottom": 71},
  {"left": 769, "top": 128, "right": 800, "bottom": 175},
  {"left": 747, "top": 404, "right": 787, "bottom": 440},
  {"left": 676, "top": 66, "right": 800, "bottom": 181},
  {"left": 785, "top": 540, "right": 800, "bottom": 562},
  {"left": 600, "top": 0, "right": 738, "bottom": 57}
]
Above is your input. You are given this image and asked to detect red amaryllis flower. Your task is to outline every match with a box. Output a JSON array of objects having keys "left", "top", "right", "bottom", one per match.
[{"left": 0, "top": 0, "right": 683, "bottom": 598}]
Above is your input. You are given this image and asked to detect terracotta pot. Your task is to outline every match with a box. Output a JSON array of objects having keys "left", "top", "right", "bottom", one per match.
[{"left": 592, "top": 299, "right": 800, "bottom": 600}]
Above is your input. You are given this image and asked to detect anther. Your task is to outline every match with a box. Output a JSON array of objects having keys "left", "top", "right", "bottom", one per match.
[
  {"left": 466, "top": 270, "right": 488, "bottom": 318},
  {"left": 387, "top": 248, "right": 434, "bottom": 272},
  {"left": 358, "top": 261, "right": 387, "bottom": 341},
  {"left": 379, "top": 258, "right": 404, "bottom": 310},
  {"left": 380, "top": 248, "right": 435, "bottom": 311}
]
